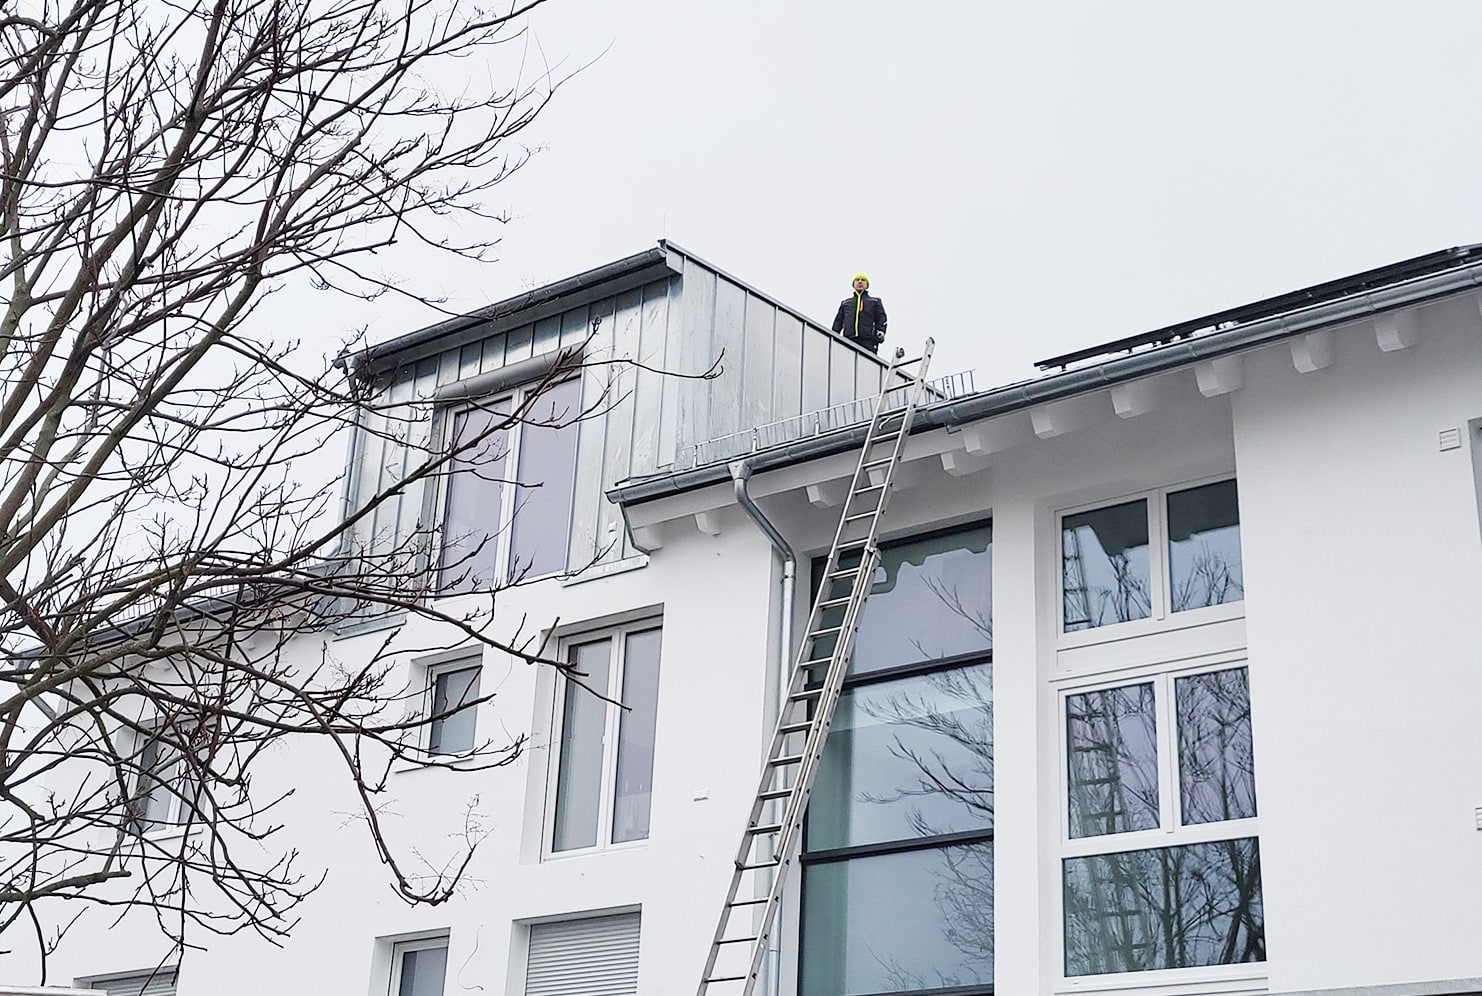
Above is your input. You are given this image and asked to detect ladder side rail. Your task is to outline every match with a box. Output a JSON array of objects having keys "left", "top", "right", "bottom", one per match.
[{"left": 729, "top": 545, "right": 877, "bottom": 995}]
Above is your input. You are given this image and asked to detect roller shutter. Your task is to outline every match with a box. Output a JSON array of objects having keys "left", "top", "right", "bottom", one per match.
[{"left": 526, "top": 912, "right": 640, "bottom": 995}]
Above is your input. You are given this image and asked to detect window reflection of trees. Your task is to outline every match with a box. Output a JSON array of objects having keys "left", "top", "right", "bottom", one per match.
[
  {"left": 1064, "top": 838, "right": 1265, "bottom": 975},
  {"left": 1066, "top": 684, "right": 1159, "bottom": 838}
]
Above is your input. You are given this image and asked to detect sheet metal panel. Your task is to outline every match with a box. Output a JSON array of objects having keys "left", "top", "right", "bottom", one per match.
[
  {"left": 827, "top": 337, "right": 858, "bottom": 409},
  {"left": 674, "top": 261, "right": 716, "bottom": 454},
  {"left": 567, "top": 299, "right": 614, "bottom": 570},
  {"left": 741, "top": 294, "right": 777, "bottom": 433},
  {"left": 629, "top": 280, "right": 671, "bottom": 475},
  {"left": 707, "top": 278, "right": 747, "bottom": 441},
  {"left": 771, "top": 310, "right": 804, "bottom": 423},
  {"left": 599, "top": 289, "right": 642, "bottom": 560},
  {"left": 505, "top": 321, "right": 534, "bottom": 363}
]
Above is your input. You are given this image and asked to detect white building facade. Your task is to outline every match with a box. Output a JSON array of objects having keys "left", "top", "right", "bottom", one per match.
[{"left": 28, "top": 244, "right": 1482, "bottom": 996}]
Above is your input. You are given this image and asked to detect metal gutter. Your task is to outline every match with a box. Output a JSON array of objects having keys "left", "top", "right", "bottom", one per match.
[{"left": 609, "top": 256, "right": 1482, "bottom": 509}]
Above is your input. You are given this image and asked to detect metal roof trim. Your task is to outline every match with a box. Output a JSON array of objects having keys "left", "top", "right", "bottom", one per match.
[
  {"left": 610, "top": 254, "right": 1482, "bottom": 508},
  {"left": 340, "top": 246, "right": 677, "bottom": 377}
]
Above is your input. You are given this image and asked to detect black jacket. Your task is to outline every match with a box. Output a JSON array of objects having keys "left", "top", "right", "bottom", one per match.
[{"left": 831, "top": 291, "right": 887, "bottom": 348}]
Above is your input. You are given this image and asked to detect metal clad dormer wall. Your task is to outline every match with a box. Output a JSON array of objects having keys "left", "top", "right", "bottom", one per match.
[{"left": 348, "top": 243, "right": 894, "bottom": 576}]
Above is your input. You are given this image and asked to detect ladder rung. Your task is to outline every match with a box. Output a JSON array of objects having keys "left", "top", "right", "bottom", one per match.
[
  {"left": 727, "top": 897, "right": 767, "bottom": 907},
  {"left": 718, "top": 935, "right": 760, "bottom": 944},
  {"left": 818, "top": 596, "right": 852, "bottom": 609},
  {"left": 738, "top": 859, "right": 780, "bottom": 871},
  {"left": 768, "top": 753, "right": 804, "bottom": 767},
  {"left": 749, "top": 822, "right": 783, "bottom": 835},
  {"left": 829, "top": 567, "right": 862, "bottom": 579},
  {"left": 789, "top": 687, "right": 822, "bottom": 701},
  {"left": 844, "top": 510, "right": 878, "bottom": 522},
  {"left": 778, "top": 720, "right": 811, "bottom": 734},
  {"left": 758, "top": 788, "right": 791, "bottom": 800},
  {"left": 862, "top": 457, "right": 894, "bottom": 470},
  {"left": 705, "top": 975, "right": 748, "bottom": 984},
  {"left": 808, "top": 625, "right": 844, "bottom": 637}
]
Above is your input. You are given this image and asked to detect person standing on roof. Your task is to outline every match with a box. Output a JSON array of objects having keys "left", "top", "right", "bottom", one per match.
[{"left": 831, "top": 272, "right": 888, "bottom": 354}]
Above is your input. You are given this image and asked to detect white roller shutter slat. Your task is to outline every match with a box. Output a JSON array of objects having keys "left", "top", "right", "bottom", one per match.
[{"left": 526, "top": 913, "right": 640, "bottom": 996}]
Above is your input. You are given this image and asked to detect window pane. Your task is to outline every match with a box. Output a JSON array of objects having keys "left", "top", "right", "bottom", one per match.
[
  {"left": 1177, "top": 668, "right": 1257, "bottom": 825},
  {"left": 808, "top": 663, "right": 993, "bottom": 850},
  {"left": 1168, "top": 480, "right": 1243, "bottom": 612},
  {"left": 1066, "top": 683, "right": 1159, "bottom": 838},
  {"left": 429, "top": 665, "right": 480, "bottom": 756},
  {"left": 802, "top": 843, "right": 993, "bottom": 995},
  {"left": 552, "top": 639, "right": 612, "bottom": 851},
  {"left": 438, "top": 405, "right": 509, "bottom": 594},
  {"left": 821, "top": 525, "right": 991, "bottom": 677},
  {"left": 397, "top": 945, "right": 448, "bottom": 996},
  {"left": 1063, "top": 838, "right": 1265, "bottom": 976},
  {"left": 129, "top": 737, "right": 180, "bottom": 833},
  {"left": 1062, "top": 500, "right": 1150, "bottom": 631},
  {"left": 613, "top": 628, "right": 662, "bottom": 844},
  {"left": 509, "top": 378, "right": 582, "bottom": 580}
]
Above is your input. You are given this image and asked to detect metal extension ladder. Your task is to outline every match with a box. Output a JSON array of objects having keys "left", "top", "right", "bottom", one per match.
[{"left": 696, "top": 339, "right": 936, "bottom": 996}]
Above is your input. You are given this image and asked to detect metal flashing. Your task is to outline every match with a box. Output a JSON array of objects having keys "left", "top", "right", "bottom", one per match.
[{"left": 610, "top": 250, "right": 1482, "bottom": 509}]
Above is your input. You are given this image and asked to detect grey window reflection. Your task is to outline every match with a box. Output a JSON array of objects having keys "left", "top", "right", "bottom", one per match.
[
  {"left": 1063, "top": 500, "right": 1150, "bottom": 631},
  {"left": 438, "top": 404, "right": 509, "bottom": 594},
  {"left": 1066, "top": 683, "right": 1159, "bottom": 838},
  {"left": 1063, "top": 838, "right": 1265, "bottom": 975},
  {"left": 428, "top": 664, "right": 480, "bottom": 755},
  {"left": 509, "top": 377, "right": 581, "bottom": 580},
  {"left": 1177, "top": 668, "right": 1257, "bottom": 825},
  {"left": 803, "top": 843, "right": 993, "bottom": 996},
  {"left": 552, "top": 639, "right": 611, "bottom": 852},
  {"left": 846, "top": 525, "right": 993, "bottom": 675},
  {"left": 613, "top": 628, "right": 662, "bottom": 843},
  {"left": 809, "top": 663, "right": 992, "bottom": 851},
  {"left": 396, "top": 945, "right": 448, "bottom": 996},
  {"left": 1168, "top": 480, "right": 1243, "bottom": 612}
]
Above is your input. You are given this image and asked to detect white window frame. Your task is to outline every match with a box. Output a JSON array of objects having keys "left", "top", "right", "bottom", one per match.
[
  {"left": 543, "top": 621, "right": 662, "bottom": 858},
  {"left": 434, "top": 376, "right": 581, "bottom": 594},
  {"left": 424, "top": 658, "right": 482, "bottom": 757},
  {"left": 1054, "top": 652, "right": 1263, "bottom": 991},
  {"left": 1057, "top": 475, "right": 1244, "bottom": 648},
  {"left": 388, "top": 934, "right": 449, "bottom": 996},
  {"left": 126, "top": 727, "right": 189, "bottom": 835}
]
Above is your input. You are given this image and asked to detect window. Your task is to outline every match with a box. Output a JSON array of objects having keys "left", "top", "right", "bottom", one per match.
[
  {"left": 391, "top": 937, "right": 448, "bottom": 996},
  {"left": 126, "top": 732, "right": 189, "bottom": 835},
  {"left": 549, "top": 624, "right": 662, "bottom": 853},
  {"left": 1061, "top": 664, "right": 1263, "bottom": 977},
  {"left": 437, "top": 377, "right": 581, "bottom": 593},
  {"left": 78, "top": 967, "right": 178, "bottom": 996},
  {"left": 525, "top": 913, "right": 640, "bottom": 995},
  {"left": 1062, "top": 478, "right": 1242, "bottom": 633},
  {"left": 802, "top": 524, "right": 994, "bottom": 996},
  {"left": 427, "top": 661, "right": 481, "bottom": 756}
]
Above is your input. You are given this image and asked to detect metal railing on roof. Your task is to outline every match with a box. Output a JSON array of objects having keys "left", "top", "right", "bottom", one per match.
[{"left": 678, "top": 370, "right": 975, "bottom": 470}]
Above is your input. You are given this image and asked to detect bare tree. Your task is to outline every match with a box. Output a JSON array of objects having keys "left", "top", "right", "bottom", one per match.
[{"left": 0, "top": 0, "right": 632, "bottom": 978}]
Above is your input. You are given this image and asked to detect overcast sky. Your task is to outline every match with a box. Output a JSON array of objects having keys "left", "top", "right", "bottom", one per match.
[{"left": 339, "top": 0, "right": 1482, "bottom": 392}]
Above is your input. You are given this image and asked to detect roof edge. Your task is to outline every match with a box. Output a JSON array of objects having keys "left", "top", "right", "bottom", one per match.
[{"left": 610, "top": 254, "right": 1482, "bottom": 508}]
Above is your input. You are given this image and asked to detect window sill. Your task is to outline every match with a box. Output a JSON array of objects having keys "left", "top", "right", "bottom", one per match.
[
  {"left": 560, "top": 555, "right": 650, "bottom": 587},
  {"left": 1056, "top": 968, "right": 1267, "bottom": 996},
  {"left": 540, "top": 838, "right": 649, "bottom": 863},
  {"left": 332, "top": 608, "right": 409, "bottom": 640}
]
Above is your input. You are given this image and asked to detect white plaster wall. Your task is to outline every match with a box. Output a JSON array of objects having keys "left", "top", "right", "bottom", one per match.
[
  {"left": 37, "top": 518, "right": 783, "bottom": 996},
  {"left": 1232, "top": 298, "right": 1482, "bottom": 992}
]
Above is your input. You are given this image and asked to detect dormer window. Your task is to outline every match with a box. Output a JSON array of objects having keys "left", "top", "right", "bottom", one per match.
[{"left": 436, "top": 377, "right": 582, "bottom": 593}]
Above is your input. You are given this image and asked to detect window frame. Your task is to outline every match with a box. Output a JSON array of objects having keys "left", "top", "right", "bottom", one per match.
[
  {"left": 1055, "top": 652, "right": 1263, "bottom": 987},
  {"left": 388, "top": 934, "right": 449, "bottom": 996},
  {"left": 1057, "top": 475, "right": 1244, "bottom": 646},
  {"left": 433, "top": 375, "right": 582, "bottom": 594},
  {"left": 125, "top": 727, "right": 192, "bottom": 836},
  {"left": 798, "top": 520, "right": 995, "bottom": 996},
  {"left": 543, "top": 620, "right": 663, "bottom": 858},
  {"left": 424, "top": 658, "right": 482, "bottom": 758}
]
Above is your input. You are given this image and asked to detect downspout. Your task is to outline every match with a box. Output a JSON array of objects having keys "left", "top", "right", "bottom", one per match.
[{"left": 729, "top": 459, "right": 795, "bottom": 996}]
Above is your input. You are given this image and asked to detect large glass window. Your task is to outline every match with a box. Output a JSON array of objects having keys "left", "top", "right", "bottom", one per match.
[
  {"left": 391, "top": 937, "right": 448, "bottom": 996},
  {"left": 802, "top": 524, "right": 993, "bottom": 996},
  {"left": 550, "top": 624, "right": 662, "bottom": 853},
  {"left": 1061, "top": 479, "right": 1243, "bottom": 634},
  {"left": 1061, "top": 665, "right": 1262, "bottom": 978},
  {"left": 438, "top": 378, "right": 581, "bottom": 594}
]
